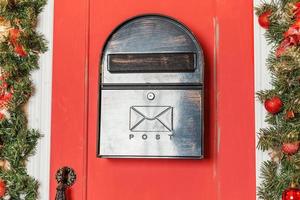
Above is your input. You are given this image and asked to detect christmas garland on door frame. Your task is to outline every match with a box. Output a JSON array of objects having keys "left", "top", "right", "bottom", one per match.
[
  {"left": 0, "top": 0, "right": 47, "bottom": 199},
  {"left": 256, "top": 0, "right": 300, "bottom": 199}
]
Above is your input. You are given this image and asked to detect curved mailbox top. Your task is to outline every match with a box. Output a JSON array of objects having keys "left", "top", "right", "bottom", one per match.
[{"left": 101, "top": 15, "right": 204, "bottom": 85}]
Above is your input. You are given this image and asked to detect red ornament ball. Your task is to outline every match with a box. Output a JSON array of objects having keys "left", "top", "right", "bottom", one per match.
[
  {"left": 264, "top": 97, "right": 283, "bottom": 114},
  {"left": 283, "top": 187, "right": 300, "bottom": 200},
  {"left": 282, "top": 142, "right": 300, "bottom": 155},
  {"left": 0, "top": 180, "right": 6, "bottom": 197},
  {"left": 259, "top": 11, "right": 271, "bottom": 29}
]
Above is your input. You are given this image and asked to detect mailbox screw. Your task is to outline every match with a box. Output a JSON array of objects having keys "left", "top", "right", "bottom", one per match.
[{"left": 147, "top": 92, "right": 155, "bottom": 100}]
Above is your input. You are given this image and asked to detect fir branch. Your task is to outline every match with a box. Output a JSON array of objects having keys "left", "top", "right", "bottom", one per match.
[
  {"left": 0, "top": 0, "right": 47, "bottom": 198},
  {"left": 256, "top": 0, "right": 300, "bottom": 199}
]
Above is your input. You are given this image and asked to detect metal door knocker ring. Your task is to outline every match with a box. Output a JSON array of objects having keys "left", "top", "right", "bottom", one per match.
[{"left": 56, "top": 167, "right": 76, "bottom": 187}]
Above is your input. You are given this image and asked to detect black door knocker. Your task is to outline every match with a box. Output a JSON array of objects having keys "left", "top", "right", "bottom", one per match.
[{"left": 55, "top": 167, "right": 76, "bottom": 200}]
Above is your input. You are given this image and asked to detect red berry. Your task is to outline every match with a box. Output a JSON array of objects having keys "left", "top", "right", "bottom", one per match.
[
  {"left": 14, "top": 44, "right": 27, "bottom": 57},
  {"left": 264, "top": 97, "right": 283, "bottom": 114},
  {"left": 0, "top": 81, "right": 7, "bottom": 97},
  {"left": 285, "top": 110, "right": 295, "bottom": 120},
  {"left": 9, "top": 29, "right": 27, "bottom": 57},
  {"left": 282, "top": 142, "right": 300, "bottom": 155},
  {"left": 0, "top": 113, "right": 4, "bottom": 121},
  {"left": 3, "top": 92, "right": 12, "bottom": 101},
  {"left": 0, "top": 100, "right": 7, "bottom": 109},
  {"left": 0, "top": 180, "right": 6, "bottom": 197},
  {"left": 258, "top": 11, "right": 271, "bottom": 29},
  {"left": 9, "top": 28, "right": 20, "bottom": 46},
  {"left": 0, "top": 92, "right": 12, "bottom": 109}
]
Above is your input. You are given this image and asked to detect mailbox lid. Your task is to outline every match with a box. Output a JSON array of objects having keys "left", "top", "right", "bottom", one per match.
[{"left": 101, "top": 15, "right": 204, "bottom": 85}]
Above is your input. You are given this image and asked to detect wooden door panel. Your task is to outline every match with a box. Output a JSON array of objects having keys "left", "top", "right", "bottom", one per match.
[
  {"left": 51, "top": 0, "right": 255, "bottom": 199},
  {"left": 50, "top": 0, "right": 89, "bottom": 199},
  {"left": 88, "top": 1, "right": 217, "bottom": 200},
  {"left": 216, "top": 1, "right": 256, "bottom": 198}
]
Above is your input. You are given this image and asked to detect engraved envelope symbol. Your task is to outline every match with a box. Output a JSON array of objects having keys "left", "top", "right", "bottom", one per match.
[{"left": 130, "top": 106, "right": 173, "bottom": 132}]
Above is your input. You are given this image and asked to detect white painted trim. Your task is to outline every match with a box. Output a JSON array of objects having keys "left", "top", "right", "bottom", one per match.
[
  {"left": 254, "top": 0, "right": 272, "bottom": 199},
  {"left": 27, "top": 0, "right": 54, "bottom": 199}
]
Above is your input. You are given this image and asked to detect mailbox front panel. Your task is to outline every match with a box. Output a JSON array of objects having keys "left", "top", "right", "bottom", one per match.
[
  {"left": 99, "top": 89, "right": 203, "bottom": 158},
  {"left": 99, "top": 15, "right": 204, "bottom": 159}
]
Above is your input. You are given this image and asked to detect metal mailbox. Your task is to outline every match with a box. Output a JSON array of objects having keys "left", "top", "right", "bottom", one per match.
[{"left": 98, "top": 15, "right": 204, "bottom": 159}]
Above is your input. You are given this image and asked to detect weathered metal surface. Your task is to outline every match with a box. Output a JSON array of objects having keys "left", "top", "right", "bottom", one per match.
[
  {"left": 99, "top": 15, "right": 204, "bottom": 159},
  {"left": 101, "top": 15, "right": 204, "bottom": 85},
  {"left": 100, "top": 89, "right": 203, "bottom": 158},
  {"left": 55, "top": 167, "right": 76, "bottom": 200}
]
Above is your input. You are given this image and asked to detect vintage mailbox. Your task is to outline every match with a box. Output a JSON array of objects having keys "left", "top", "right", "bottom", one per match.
[{"left": 98, "top": 15, "right": 204, "bottom": 159}]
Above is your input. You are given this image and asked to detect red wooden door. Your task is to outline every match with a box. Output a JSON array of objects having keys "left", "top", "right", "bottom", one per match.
[{"left": 51, "top": 0, "right": 256, "bottom": 199}]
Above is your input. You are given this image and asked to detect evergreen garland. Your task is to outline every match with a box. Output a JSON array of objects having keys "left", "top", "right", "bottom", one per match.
[
  {"left": 256, "top": 0, "right": 300, "bottom": 199},
  {"left": 0, "top": 0, "right": 47, "bottom": 199}
]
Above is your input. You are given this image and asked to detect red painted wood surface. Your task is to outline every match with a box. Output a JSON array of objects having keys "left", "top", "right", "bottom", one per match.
[
  {"left": 216, "top": 1, "right": 256, "bottom": 199},
  {"left": 51, "top": 0, "right": 256, "bottom": 199},
  {"left": 50, "top": 0, "right": 89, "bottom": 199}
]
